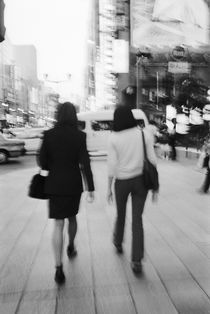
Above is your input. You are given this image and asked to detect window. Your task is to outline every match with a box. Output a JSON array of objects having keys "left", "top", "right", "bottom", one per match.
[
  {"left": 136, "top": 119, "right": 145, "bottom": 128},
  {"left": 91, "top": 120, "right": 113, "bottom": 131},
  {"left": 78, "top": 120, "right": 86, "bottom": 130}
]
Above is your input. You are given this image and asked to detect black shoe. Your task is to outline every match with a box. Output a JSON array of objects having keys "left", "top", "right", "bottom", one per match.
[
  {"left": 113, "top": 242, "right": 123, "bottom": 254},
  {"left": 131, "top": 262, "right": 142, "bottom": 274},
  {"left": 54, "top": 265, "right": 65, "bottom": 285},
  {"left": 67, "top": 244, "right": 77, "bottom": 259},
  {"left": 197, "top": 188, "right": 208, "bottom": 194}
]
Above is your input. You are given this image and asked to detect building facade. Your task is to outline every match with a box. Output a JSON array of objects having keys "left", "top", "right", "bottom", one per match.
[{"left": 0, "top": 38, "right": 58, "bottom": 127}]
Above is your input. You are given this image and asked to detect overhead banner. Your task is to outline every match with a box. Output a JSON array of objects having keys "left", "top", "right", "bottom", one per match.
[
  {"left": 130, "top": 0, "right": 210, "bottom": 48},
  {"left": 168, "top": 62, "right": 191, "bottom": 74}
]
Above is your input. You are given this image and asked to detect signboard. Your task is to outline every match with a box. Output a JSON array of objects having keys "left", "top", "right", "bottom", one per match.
[
  {"left": 168, "top": 62, "right": 191, "bottom": 74},
  {"left": 130, "top": 0, "right": 210, "bottom": 47},
  {"left": 113, "top": 39, "right": 129, "bottom": 73},
  {"left": 171, "top": 46, "right": 186, "bottom": 60}
]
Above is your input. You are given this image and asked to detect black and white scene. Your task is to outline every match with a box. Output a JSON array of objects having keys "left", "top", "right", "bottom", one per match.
[{"left": 0, "top": 0, "right": 210, "bottom": 313}]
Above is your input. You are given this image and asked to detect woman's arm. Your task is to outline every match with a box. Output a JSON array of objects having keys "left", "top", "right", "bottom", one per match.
[
  {"left": 107, "top": 175, "right": 114, "bottom": 203},
  {"left": 79, "top": 133, "right": 94, "bottom": 192},
  {"left": 107, "top": 136, "right": 117, "bottom": 203},
  {"left": 145, "top": 131, "right": 157, "bottom": 166},
  {"left": 37, "top": 132, "right": 49, "bottom": 170}
]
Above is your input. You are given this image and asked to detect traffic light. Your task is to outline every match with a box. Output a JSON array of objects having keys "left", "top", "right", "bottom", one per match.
[{"left": 0, "top": 0, "right": 6, "bottom": 42}]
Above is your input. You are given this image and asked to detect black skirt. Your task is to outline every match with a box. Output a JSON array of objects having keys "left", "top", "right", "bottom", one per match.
[{"left": 48, "top": 194, "right": 82, "bottom": 219}]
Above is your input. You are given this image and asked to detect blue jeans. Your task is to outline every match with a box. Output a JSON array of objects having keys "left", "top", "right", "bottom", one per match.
[{"left": 114, "top": 175, "right": 148, "bottom": 263}]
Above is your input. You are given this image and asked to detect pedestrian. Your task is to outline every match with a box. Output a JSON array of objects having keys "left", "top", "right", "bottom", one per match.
[
  {"left": 38, "top": 102, "right": 95, "bottom": 285},
  {"left": 158, "top": 124, "right": 170, "bottom": 159},
  {"left": 107, "top": 106, "right": 158, "bottom": 274},
  {"left": 121, "top": 86, "right": 137, "bottom": 110},
  {"left": 144, "top": 119, "right": 159, "bottom": 146},
  {"left": 199, "top": 138, "right": 210, "bottom": 193},
  {"left": 168, "top": 118, "right": 177, "bottom": 160}
]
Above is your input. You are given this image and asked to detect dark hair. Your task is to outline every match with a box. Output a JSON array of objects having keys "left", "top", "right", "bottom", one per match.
[
  {"left": 113, "top": 106, "right": 137, "bottom": 132},
  {"left": 55, "top": 102, "right": 78, "bottom": 128}
]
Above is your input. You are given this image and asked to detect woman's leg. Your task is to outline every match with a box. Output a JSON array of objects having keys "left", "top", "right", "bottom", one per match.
[
  {"left": 114, "top": 179, "right": 130, "bottom": 248},
  {"left": 203, "top": 168, "right": 210, "bottom": 193},
  {"left": 68, "top": 216, "right": 77, "bottom": 248},
  {"left": 52, "top": 219, "right": 65, "bottom": 266},
  {"left": 131, "top": 176, "right": 148, "bottom": 264}
]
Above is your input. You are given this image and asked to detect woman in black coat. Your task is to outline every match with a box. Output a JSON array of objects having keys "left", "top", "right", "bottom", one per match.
[{"left": 38, "top": 102, "right": 95, "bottom": 284}]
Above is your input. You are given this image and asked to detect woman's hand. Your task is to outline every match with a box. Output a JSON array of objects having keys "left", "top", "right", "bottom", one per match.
[
  {"left": 107, "top": 176, "right": 114, "bottom": 204},
  {"left": 86, "top": 191, "right": 95, "bottom": 203},
  {"left": 107, "top": 189, "right": 113, "bottom": 204},
  {"left": 152, "top": 191, "right": 158, "bottom": 203}
]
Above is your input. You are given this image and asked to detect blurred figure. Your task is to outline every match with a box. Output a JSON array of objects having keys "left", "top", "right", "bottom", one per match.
[
  {"left": 145, "top": 120, "right": 159, "bottom": 146},
  {"left": 107, "top": 106, "right": 158, "bottom": 274},
  {"left": 168, "top": 118, "right": 177, "bottom": 161},
  {"left": 199, "top": 139, "right": 210, "bottom": 193},
  {"left": 38, "top": 102, "right": 95, "bottom": 285},
  {"left": 121, "top": 86, "right": 137, "bottom": 110},
  {"left": 158, "top": 122, "right": 170, "bottom": 159}
]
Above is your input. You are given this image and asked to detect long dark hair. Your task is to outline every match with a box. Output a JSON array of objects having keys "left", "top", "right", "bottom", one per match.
[
  {"left": 113, "top": 105, "right": 137, "bottom": 132},
  {"left": 55, "top": 102, "right": 78, "bottom": 128}
]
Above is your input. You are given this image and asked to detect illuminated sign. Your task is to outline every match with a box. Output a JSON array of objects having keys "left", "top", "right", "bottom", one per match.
[
  {"left": 172, "top": 46, "right": 186, "bottom": 60},
  {"left": 168, "top": 62, "right": 191, "bottom": 73},
  {"left": 113, "top": 40, "right": 129, "bottom": 73}
]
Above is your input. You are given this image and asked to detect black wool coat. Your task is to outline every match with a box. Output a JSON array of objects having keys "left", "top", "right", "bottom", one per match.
[{"left": 38, "top": 124, "right": 94, "bottom": 196}]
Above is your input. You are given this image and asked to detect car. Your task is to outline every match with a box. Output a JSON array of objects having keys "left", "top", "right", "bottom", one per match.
[
  {"left": 77, "top": 109, "right": 148, "bottom": 153},
  {"left": 6, "top": 127, "right": 47, "bottom": 153},
  {"left": 0, "top": 132, "right": 25, "bottom": 164}
]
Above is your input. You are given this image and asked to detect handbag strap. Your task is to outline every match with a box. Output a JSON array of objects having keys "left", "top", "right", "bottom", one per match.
[{"left": 141, "top": 130, "right": 148, "bottom": 162}]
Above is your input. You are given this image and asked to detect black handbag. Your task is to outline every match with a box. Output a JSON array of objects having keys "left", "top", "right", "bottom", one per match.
[
  {"left": 28, "top": 170, "right": 48, "bottom": 199},
  {"left": 141, "top": 130, "right": 159, "bottom": 191}
]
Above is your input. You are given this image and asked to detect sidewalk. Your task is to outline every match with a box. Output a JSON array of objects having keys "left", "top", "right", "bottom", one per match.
[{"left": 0, "top": 159, "right": 210, "bottom": 313}]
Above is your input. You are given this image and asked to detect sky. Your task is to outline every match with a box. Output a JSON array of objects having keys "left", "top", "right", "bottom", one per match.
[{"left": 4, "top": 0, "right": 90, "bottom": 95}]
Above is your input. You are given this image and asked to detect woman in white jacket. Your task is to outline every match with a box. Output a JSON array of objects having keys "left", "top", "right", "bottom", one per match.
[{"left": 107, "top": 106, "right": 158, "bottom": 274}]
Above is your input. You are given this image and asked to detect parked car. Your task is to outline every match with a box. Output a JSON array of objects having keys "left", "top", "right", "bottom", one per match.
[
  {"left": 6, "top": 127, "right": 47, "bottom": 153},
  {"left": 77, "top": 109, "right": 148, "bottom": 153},
  {"left": 0, "top": 133, "right": 25, "bottom": 164}
]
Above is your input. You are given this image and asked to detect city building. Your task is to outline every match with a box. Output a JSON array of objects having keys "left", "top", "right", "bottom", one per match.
[
  {"left": 129, "top": 0, "right": 210, "bottom": 120},
  {"left": 0, "top": 35, "right": 16, "bottom": 127},
  {"left": 87, "top": 0, "right": 119, "bottom": 111},
  {"left": 14, "top": 45, "right": 38, "bottom": 85},
  {"left": 0, "top": 38, "right": 58, "bottom": 127},
  {"left": 87, "top": 0, "right": 210, "bottom": 121}
]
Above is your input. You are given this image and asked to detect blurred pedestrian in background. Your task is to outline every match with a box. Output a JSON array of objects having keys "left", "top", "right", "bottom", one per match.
[
  {"left": 168, "top": 118, "right": 177, "bottom": 161},
  {"left": 38, "top": 102, "right": 95, "bottom": 285},
  {"left": 145, "top": 120, "right": 159, "bottom": 146},
  {"left": 199, "top": 138, "right": 210, "bottom": 193},
  {"left": 121, "top": 86, "right": 137, "bottom": 110},
  {"left": 107, "top": 106, "right": 158, "bottom": 274},
  {"left": 157, "top": 122, "right": 170, "bottom": 159}
]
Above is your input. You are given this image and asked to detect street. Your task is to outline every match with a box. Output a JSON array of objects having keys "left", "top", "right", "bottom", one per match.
[{"left": 0, "top": 155, "right": 210, "bottom": 313}]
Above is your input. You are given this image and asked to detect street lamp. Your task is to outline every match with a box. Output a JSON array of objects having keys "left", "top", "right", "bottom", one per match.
[{"left": 136, "top": 50, "right": 152, "bottom": 109}]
